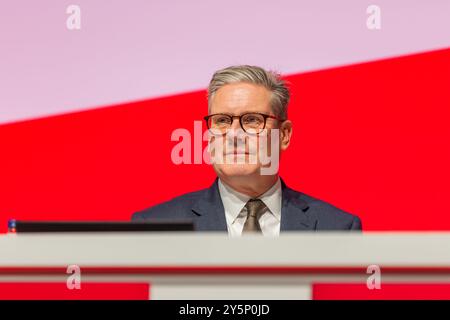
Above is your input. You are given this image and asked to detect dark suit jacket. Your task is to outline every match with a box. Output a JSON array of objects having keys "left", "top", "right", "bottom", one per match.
[{"left": 132, "top": 178, "right": 362, "bottom": 231}]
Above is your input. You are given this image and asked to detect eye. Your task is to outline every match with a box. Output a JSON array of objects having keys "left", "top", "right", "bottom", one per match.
[
  {"left": 242, "top": 114, "right": 262, "bottom": 124},
  {"left": 213, "top": 115, "right": 231, "bottom": 125}
]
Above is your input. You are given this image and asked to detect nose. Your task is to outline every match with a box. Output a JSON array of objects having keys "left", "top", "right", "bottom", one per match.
[
  {"left": 225, "top": 117, "right": 247, "bottom": 149},
  {"left": 229, "top": 117, "right": 241, "bottom": 130}
]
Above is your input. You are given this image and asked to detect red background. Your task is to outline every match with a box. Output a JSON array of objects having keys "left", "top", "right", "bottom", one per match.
[
  {"left": 0, "top": 283, "right": 149, "bottom": 300},
  {"left": 1, "top": 48, "right": 449, "bottom": 232},
  {"left": 313, "top": 283, "right": 450, "bottom": 300}
]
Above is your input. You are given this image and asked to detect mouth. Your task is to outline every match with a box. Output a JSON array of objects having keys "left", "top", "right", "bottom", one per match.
[{"left": 224, "top": 151, "right": 250, "bottom": 155}]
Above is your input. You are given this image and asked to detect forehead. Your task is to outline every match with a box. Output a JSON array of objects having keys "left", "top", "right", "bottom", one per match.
[{"left": 210, "top": 82, "right": 272, "bottom": 114}]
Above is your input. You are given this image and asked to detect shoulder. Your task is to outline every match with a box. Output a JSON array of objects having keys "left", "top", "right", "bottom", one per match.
[
  {"left": 286, "top": 186, "right": 362, "bottom": 230},
  {"left": 131, "top": 188, "right": 207, "bottom": 221}
]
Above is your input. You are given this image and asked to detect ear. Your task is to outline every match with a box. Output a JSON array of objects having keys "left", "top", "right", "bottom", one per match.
[{"left": 279, "top": 120, "right": 293, "bottom": 151}]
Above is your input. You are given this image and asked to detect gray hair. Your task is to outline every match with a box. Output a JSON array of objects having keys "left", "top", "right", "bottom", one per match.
[{"left": 207, "top": 65, "right": 290, "bottom": 119}]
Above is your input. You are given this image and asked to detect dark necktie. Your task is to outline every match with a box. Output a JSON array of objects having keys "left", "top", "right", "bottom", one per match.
[{"left": 242, "top": 199, "right": 267, "bottom": 234}]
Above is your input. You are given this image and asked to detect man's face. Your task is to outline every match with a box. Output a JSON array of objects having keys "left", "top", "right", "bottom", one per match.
[{"left": 208, "top": 82, "right": 291, "bottom": 180}]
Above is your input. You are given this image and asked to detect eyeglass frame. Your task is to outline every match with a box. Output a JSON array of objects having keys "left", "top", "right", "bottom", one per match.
[{"left": 203, "top": 112, "right": 286, "bottom": 134}]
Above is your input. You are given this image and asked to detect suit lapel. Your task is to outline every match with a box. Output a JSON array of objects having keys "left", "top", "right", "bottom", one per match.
[
  {"left": 280, "top": 180, "right": 317, "bottom": 231},
  {"left": 191, "top": 178, "right": 317, "bottom": 232},
  {"left": 190, "top": 179, "right": 228, "bottom": 231}
]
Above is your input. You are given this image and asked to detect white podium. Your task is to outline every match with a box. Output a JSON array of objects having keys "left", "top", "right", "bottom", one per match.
[{"left": 1, "top": 232, "right": 450, "bottom": 299}]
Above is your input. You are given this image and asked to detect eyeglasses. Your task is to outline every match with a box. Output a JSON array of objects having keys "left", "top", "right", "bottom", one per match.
[{"left": 204, "top": 112, "right": 285, "bottom": 134}]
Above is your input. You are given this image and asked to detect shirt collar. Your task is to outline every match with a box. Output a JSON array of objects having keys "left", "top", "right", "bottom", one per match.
[{"left": 218, "top": 178, "right": 282, "bottom": 224}]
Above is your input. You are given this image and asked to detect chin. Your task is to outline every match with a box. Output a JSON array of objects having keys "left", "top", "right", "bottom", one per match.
[{"left": 213, "top": 163, "right": 261, "bottom": 178}]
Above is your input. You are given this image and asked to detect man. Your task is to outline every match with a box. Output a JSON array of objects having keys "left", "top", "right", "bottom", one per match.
[{"left": 132, "top": 65, "right": 362, "bottom": 235}]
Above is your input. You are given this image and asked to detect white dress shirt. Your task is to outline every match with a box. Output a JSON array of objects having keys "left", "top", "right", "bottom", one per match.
[{"left": 218, "top": 178, "right": 282, "bottom": 237}]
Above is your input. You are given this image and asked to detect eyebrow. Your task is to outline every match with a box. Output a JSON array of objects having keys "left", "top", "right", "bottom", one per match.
[{"left": 209, "top": 111, "right": 268, "bottom": 116}]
